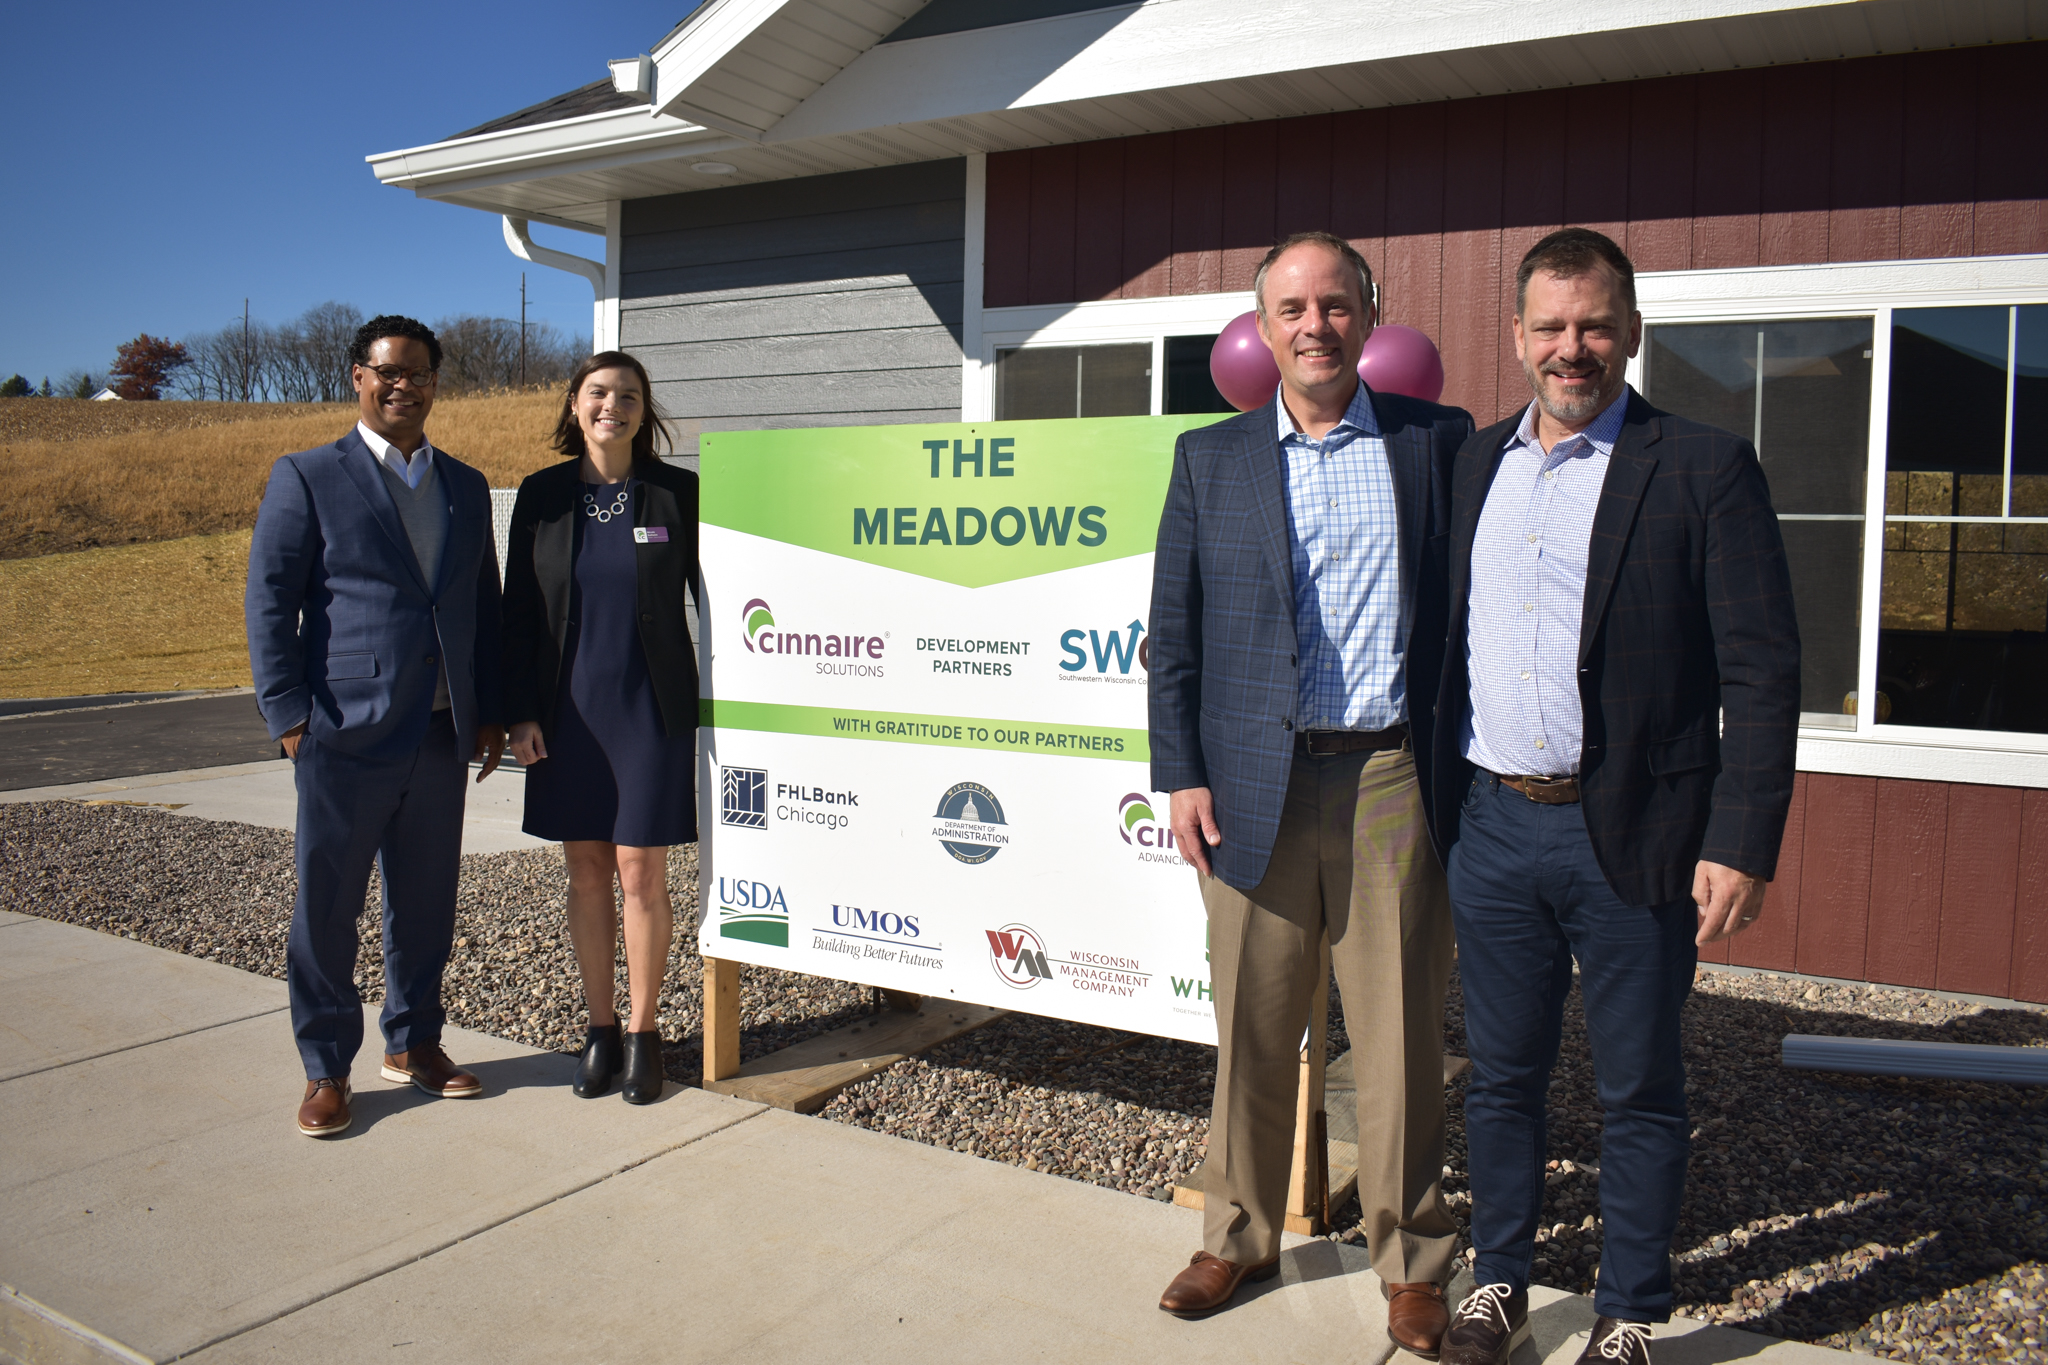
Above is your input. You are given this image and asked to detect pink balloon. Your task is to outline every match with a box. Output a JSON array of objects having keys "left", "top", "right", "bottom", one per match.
[
  {"left": 1209, "top": 311, "right": 1280, "bottom": 412},
  {"left": 1357, "top": 324, "right": 1445, "bottom": 403}
]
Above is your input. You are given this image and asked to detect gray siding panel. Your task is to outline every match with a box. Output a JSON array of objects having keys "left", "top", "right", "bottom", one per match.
[
  {"left": 620, "top": 159, "right": 966, "bottom": 456},
  {"left": 625, "top": 283, "right": 960, "bottom": 346}
]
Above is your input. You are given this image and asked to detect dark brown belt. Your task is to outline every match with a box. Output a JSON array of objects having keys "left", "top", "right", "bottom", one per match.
[
  {"left": 1497, "top": 772, "right": 1581, "bottom": 804},
  {"left": 1295, "top": 725, "right": 1407, "bottom": 757}
]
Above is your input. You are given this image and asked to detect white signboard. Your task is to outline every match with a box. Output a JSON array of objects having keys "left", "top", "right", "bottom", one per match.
[{"left": 697, "top": 417, "right": 1220, "bottom": 1043}]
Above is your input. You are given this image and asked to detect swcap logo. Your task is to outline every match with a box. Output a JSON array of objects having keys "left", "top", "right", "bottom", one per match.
[
  {"left": 721, "top": 766, "right": 767, "bottom": 828},
  {"left": 933, "top": 781, "right": 1009, "bottom": 864},
  {"left": 716, "top": 877, "right": 789, "bottom": 948},
  {"left": 985, "top": 922, "right": 1052, "bottom": 988},
  {"left": 1058, "top": 619, "right": 1148, "bottom": 680},
  {"left": 1119, "top": 791, "right": 1184, "bottom": 865},
  {"left": 742, "top": 598, "right": 775, "bottom": 652}
]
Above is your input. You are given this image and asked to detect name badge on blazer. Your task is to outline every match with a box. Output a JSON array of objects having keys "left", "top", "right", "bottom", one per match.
[{"left": 633, "top": 527, "right": 670, "bottom": 543}]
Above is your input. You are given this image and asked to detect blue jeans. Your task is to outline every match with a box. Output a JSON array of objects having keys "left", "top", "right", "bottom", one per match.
[
  {"left": 287, "top": 710, "right": 466, "bottom": 1079},
  {"left": 1446, "top": 772, "right": 1697, "bottom": 1321}
]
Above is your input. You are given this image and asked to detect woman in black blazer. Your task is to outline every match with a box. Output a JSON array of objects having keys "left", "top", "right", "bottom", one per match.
[{"left": 502, "top": 350, "right": 699, "bottom": 1104}]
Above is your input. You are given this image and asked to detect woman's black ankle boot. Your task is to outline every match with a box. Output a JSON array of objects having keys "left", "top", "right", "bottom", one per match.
[
  {"left": 621, "top": 1029, "right": 664, "bottom": 1104},
  {"left": 572, "top": 1022, "right": 622, "bottom": 1098}
]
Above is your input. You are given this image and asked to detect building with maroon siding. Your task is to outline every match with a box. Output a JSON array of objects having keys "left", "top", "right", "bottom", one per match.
[{"left": 371, "top": 0, "right": 2047, "bottom": 1002}]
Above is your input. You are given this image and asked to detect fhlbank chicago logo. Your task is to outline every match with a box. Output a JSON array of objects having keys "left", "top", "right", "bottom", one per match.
[
  {"left": 932, "top": 781, "right": 1009, "bottom": 864},
  {"left": 814, "top": 903, "right": 944, "bottom": 973},
  {"left": 739, "top": 596, "right": 885, "bottom": 677},
  {"left": 715, "top": 877, "right": 789, "bottom": 948},
  {"left": 721, "top": 765, "right": 859, "bottom": 833},
  {"left": 721, "top": 767, "right": 767, "bottom": 829},
  {"left": 1118, "top": 792, "right": 1185, "bottom": 867},
  {"left": 985, "top": 921, "right": 1151, "bottom": 997},
  {"left": 1058, "top": 618, "right": 1148, "bottom": 685}
]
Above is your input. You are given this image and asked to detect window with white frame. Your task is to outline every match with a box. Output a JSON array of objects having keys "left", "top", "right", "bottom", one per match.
[{"left": 1634, "top": 258, "right": 2048, "bottom": 750}]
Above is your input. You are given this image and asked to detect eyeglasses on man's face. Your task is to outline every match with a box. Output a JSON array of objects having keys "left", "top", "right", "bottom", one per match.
[{"left": 358, "top": 364, "right": 439, "bottom": 387}]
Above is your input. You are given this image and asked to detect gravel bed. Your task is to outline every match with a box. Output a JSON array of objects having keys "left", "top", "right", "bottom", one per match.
[{"left": 5, "top": 797, "right": 2045, "bottom": 1361}]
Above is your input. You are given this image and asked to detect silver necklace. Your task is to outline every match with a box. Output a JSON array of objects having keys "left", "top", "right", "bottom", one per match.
[{"left": 583, "top": 483, "right": 629, "bottom": 522}]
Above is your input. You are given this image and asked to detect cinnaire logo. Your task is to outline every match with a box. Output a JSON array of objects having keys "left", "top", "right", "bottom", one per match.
[{"left": 738, "top": 596, "right": 885, "bottom": 676}]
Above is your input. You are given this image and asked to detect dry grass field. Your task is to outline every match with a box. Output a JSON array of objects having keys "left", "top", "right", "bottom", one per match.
[
  {"left": 0, "top": 531, "right": 256, "bottom": 697},
  {"left": 0, "top": 390, "right": 565, "bottom": 559},
  {"left": 0, "top": 390, "right": 574, "bottom": 697}
]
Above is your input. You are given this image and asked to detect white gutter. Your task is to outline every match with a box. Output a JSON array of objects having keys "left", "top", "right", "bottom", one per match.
[{"left": 503, "top": 217, "right": 615, "bottom": 353}]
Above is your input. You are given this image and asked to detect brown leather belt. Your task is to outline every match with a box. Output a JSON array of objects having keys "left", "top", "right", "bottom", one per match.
[
  {"left": 1497, "top": 772, "right": 1582, "bottom": 804},
  {"left": 1295, "top": 725, "right": 1406, "bottom": 757}
]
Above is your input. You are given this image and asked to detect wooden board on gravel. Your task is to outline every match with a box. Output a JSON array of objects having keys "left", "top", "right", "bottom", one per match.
[{"left": 704, "top": 1003, "right": 1009, "bottom": 1114}]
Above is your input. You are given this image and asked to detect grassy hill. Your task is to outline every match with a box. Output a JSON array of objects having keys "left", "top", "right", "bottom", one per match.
[
  {"left": 0, "top": 391, "right": 565, "bottom": 560},
  {"left": 0, "top": 390, "right": 574, "bottom": 697}
]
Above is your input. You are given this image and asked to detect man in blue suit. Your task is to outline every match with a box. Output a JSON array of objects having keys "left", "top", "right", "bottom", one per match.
[
  {"left": 1149, "top": 233, "right": 1470, "bottom": 1352},
  {"left": 247, "top": 315, "right": 506, "bottom": 1138}
]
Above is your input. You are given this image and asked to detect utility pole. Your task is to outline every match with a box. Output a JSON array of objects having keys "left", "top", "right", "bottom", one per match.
[
  {"left": 241, "top": 298, "right": 251, "bottom": 403},
  {"left": 519, "top": 272, "right": 527, "bottom": 388}
]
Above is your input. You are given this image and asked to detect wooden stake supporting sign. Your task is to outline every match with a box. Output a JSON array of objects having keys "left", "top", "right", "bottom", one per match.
[{"left": 699, "top": 955, "right": 1007, "bottom": 1113}]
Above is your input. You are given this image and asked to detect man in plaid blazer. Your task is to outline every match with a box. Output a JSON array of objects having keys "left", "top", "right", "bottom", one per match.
[
  {"left": 1148, "top": 232, "right": 1471, "bottom": 1352},
  {"left": 1429, "top": 230, "right": 1799, "bottom": 1365}
]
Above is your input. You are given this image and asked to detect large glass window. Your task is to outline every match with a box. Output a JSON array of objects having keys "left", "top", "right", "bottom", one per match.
[
  {"left": 1644, "top": 318, "right": 1875, "bottom": 728},
  {"left": 1164, "top": 334, "right": 1234, "bottom": 415},
  {"left": 1877, "top": 304, "right": 2048, "bottom": 733},
  {"left": 994, "top": 344, "right": 1151, "bottom": 420}
]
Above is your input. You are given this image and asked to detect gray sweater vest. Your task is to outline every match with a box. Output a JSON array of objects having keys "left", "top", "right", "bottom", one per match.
[{"left": 378, "top": 458, "right": 452, "bottom": 711}]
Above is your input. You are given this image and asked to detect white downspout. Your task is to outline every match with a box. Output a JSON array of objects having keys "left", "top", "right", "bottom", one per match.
[{"left": 502, "top": 216, "right": 611, "bottom": 353}]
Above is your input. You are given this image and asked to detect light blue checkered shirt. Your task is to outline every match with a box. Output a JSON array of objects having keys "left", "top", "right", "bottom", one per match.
[
  {"left": 1461, "top": 390, "right": 1630, "bottom": 777},
  {"left": 1278, "top": 382, "right": 1407, "bottom": 732}
]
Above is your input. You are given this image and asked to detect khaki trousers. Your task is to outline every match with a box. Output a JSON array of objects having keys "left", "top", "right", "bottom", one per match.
[{"left": 1201, "top": 743, "right": 1458, "bottom": 1284}]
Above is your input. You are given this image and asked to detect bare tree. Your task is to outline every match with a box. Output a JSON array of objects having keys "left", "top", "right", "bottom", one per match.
[{"left": 434, "top": 314, "right": 587, "bottom": 393}]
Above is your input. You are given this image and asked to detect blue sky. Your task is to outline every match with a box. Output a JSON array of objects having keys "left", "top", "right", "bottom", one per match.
[{"left": 0, "top": 2, "right": 691, "bottom": 386}]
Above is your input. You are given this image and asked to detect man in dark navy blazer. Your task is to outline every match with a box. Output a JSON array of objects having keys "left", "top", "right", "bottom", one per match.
[
  {"left": 1430, "top": 231, "right": 1799, "bottom": 1365},
  {"left": 1148, "top": 232, "right": 1469, "bottom": 1349},
  {"left": 246, "top": 315, "right": 506, "bottom": 1138}
]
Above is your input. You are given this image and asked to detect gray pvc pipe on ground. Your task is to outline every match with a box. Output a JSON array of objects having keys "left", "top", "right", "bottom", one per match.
[{"left": 1781, "top": 1034, "right": 2048, "bottom": 1085}]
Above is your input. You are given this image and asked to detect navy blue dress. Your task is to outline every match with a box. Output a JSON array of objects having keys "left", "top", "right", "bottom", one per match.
[{"left": 523, "top": 479, "right": 696, "bottom": 847}]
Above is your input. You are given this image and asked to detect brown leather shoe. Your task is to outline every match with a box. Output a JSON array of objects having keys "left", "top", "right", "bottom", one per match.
[
  {"left": 297, "top": 1077, "right": 351, "bottom": 1137},
  {"left": 1158, "top": 1250, "right": 1280, "bottom": 1317},
  {"left": 380, "top": 1040, "right": 481, "bottom": 1097},
  {"left": 1384, "top": 1280, "right": 1451, "bottom": 1358}
]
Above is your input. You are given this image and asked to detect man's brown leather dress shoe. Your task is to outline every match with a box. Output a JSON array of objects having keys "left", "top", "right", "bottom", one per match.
[
  {"left": 381, "top": 1040, "right": 482, "bottom": 1097},
  {"left": 297, "top": 1077, "right": 352, "bottom": 1137},
  {"left": 1384, "top": 1280, "right": 1450, "bottom": 1358},
  {"left": 1158, "top": 1250, "right": 1280, "bottom": 1317}
]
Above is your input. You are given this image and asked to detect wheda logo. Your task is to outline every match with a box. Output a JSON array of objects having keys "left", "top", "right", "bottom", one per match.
[
  {"left": 985, "top": 923, "right": 1053, "bottom": 988},
  {"left": 1118, "top": 793, "right": 1185, "bottom": 867},
  {"left": 739, "top": 596, "right": 886, "bottom": 676},
  {"left": 716, "top": 877, "right": 789, "bottom": 948},
  {"left": 1058, "top": 619, "right": 1148, "bottom": 684}
]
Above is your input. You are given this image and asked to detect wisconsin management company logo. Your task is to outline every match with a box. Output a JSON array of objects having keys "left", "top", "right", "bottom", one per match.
[
  {"left": 985, "top": 922, "right": 1053, "bottom": 988},
  {"left": 985, "top": 921, "right": 1151, "bottom": 997},
  {"left": 721, "top": 766, "right": 767, "bottom": 828},
  {"left": 1118, "top": 792, "right": 1184, "bottom": 866},
  {"left": 716, "top": 877, "right": 789, "bottom": 948},
  {"left": 932, "top": 781, "right": 1009, "bottom": 864}
]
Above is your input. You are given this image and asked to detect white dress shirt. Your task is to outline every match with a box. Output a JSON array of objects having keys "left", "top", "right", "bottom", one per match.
[
  {"left": 356, "top": 421, "right": 436, "bottom": 488},
  {"left": 1461, "top": 390, "right": 1630, "bottom": 778}
]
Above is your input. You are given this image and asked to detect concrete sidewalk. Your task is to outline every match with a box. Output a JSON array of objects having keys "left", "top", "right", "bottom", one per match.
[
  {"left": 0, "top": 914, "right": 1851, "bottom": 1365},
  {"left": 0, "top": 759, "right": 548, "bottom": 855}
]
